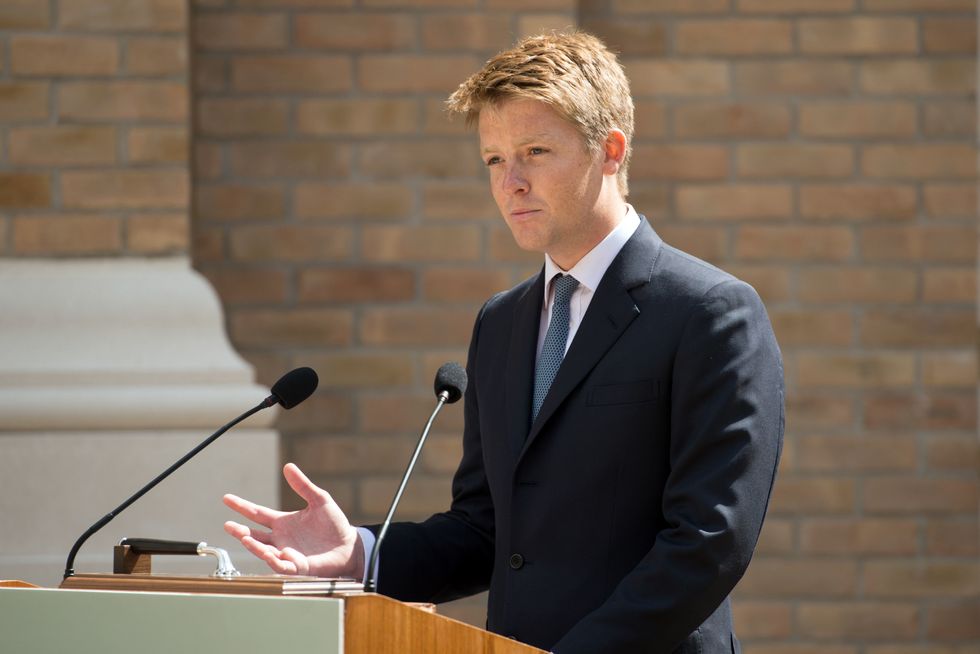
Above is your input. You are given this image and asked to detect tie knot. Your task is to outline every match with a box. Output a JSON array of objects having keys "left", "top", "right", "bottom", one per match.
[{"left": 552, "top": 274, "right": 579, "bottom": 306}]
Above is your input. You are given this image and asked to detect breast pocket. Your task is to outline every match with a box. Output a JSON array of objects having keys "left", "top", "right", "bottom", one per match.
[{"left": 586, "top": 379, "right": 659, "bottom": 406}]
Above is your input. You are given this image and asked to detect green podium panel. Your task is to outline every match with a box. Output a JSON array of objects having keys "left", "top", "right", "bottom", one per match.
[{"left": 0, "top": 587, "right": 343, "bottom": 654}]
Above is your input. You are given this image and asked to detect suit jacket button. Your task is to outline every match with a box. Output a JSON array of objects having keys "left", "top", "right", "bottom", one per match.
[{"left": 509, "top": 553, "right": 524, "bottom": 570}]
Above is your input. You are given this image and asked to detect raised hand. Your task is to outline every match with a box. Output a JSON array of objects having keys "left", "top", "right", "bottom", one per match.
[{"left": 223, "top": 463, "right": 364, "bottom": 579}]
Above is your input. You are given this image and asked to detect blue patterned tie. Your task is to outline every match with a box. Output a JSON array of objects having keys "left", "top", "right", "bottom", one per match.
[{"left": 532, "top": 274, "right": 579, "bottom": 422}]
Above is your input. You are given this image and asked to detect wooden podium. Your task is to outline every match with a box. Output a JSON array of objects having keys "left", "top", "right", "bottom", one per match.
[{"left": 0, "top": 578, "right": 544, "bottom": 654}]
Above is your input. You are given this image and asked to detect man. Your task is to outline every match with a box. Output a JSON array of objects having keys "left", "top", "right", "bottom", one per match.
[{"left": 223, "top": 32, "right": 783, "bottom": 653}]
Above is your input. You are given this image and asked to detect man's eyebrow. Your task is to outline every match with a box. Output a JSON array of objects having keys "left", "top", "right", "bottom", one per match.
[{"left": 481, "top": 133, "right": 556, "bottom": 153}]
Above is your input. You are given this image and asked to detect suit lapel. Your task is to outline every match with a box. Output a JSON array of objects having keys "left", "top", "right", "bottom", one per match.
[
  {"left": 519, "top": 219, "right": 662, "bottom": 463},
  {"left": 505, "top": 270, "right": 544, "bottom": 460}
]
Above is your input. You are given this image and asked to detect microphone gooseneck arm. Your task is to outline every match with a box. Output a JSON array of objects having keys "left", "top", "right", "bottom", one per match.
[
  {"left": 62, "top": 396, "right": 276, "bottom": 580},
  {"left": 364, "top": 390, "right": 450, "bottom": 593}
]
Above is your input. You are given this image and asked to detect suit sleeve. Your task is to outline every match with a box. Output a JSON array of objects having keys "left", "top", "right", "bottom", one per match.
[
  {"left": 372, "top": 299, "right": 496, "bottom": 603},
  {"left": 553, "top": 279, "right": 784, "bottom": 654}
]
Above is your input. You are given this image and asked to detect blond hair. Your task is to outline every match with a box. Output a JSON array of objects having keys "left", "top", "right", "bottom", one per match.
[{"left": 447, "top": 31, "right": 634, "bottom": 197}]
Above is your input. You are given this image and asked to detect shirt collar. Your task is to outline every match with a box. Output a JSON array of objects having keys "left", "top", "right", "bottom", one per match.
[{"left": 543, "top": 204, "right": 641, "bottom": 303}]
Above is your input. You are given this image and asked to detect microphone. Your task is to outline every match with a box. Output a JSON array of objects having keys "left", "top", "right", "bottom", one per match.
[
  {"left": 62, "top": 367, "right": 319, "bottom": 580},
  {"left": 364, "top": 362, "right": 466, "bottom": 593}
]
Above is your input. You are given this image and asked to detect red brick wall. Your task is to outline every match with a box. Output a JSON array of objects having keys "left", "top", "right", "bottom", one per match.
[{"left": 0, "top": 0, "right": 190, "bottom": 256}]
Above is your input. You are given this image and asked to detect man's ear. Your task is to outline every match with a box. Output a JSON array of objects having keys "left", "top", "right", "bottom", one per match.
[{"left": 602, "top": 129, "right": 628, "bottom": 176}]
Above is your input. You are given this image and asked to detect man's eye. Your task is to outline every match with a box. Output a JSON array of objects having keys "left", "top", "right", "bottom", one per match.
[
  {"left": 529, "top": 147, "right": 546, "bottom": 155},
  {"left": 485, "top": 156, "right": 501, "bottom": 166}
]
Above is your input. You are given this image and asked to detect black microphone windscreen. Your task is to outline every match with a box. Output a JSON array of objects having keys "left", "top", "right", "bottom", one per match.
[
  {"left": 434, "top": 362, "right": 467, "bottom": 404},
  {"left": 271, "top": 367, "right": 318, "bottom": 409}
]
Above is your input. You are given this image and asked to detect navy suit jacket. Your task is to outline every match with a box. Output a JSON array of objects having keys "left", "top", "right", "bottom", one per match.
[{"left": 376, "top": 218, "right": 784, "bottom": 653}]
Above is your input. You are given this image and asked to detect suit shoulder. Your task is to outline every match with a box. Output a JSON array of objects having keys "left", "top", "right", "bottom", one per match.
[
  {"left": 480, "top": 273, "right": 538, "bottom": 318},
  {"left": 652, "top": 242, "right": 758, "bottom": 304}
]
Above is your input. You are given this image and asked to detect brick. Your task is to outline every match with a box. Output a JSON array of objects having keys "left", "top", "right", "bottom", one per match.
[
  {"left": 193, "top": 144, "right": 223, "bottom": 181},
  {"left": 923, "top": 184, "right": 977, "bottom": 218},
  {"left": 800, "top": 184, "right": 916, "bottom": 221},
  {"left": 424, "top": 98, "right": 470, "bottom": 135},
  {"left": 359, "top": 56, "right": 481, "bottom": 94},
  {"left": 737, "top": 0, "right": 854, "bottom": 11},
  {"left": 798, "top": 267, "right": 916, "bottom": 303},
  {"left": 631, "top": 145, "right": 728, "bottom": 182},
  {"left": 360, "top": 476, "right": 450, "bottom": 519},
  {"left": 753, "top": 518, "right": 794, "bottom": 555},
  {"left": 237, "top": 0, "right": 353, "bottom": 6},
  {"left": 861, "top": 226, "right": 976, "bottom": 263},
  {"left": 305, "top": 354, "right": 414, "bottom": 390},
  {"left": 614, "top": 0, "right": 729, "bottom": 11},
  {"left": 800, "top": 101, "right": 917, "bottom": 139},
  {"left": 722, "top": 265, "right": 791, "bottom": 303},
  {"left": 861, "top": 60, "right": 975, "bottom": 95},
  {"left": 195, "top": 184, "right": 285, "bottom": 221},
  {"left": 192, "top": 226, "right": 224, "bottom": 262},
  {"left": 747, "top": 647, "right": 856, "bottom": 654},
  {"left": 0, "top": 82, "right": 48, "bottom": 122},
  {"left": 786, "top": 393, "right": 854, "bottom": 429},
  {"left": 737, "top": 61, "right": 853, "bottom": 95},
  {"left": 797, "top": 353, "right": 915, "bottom": 388},
  {"left": 9, "top": 126, "right": 116, "bottom": 166},
  {"left": 359, "top": 142, "right": 478, "bottom": 179},
  {"left": 10, "top": 36, "right": 118, "bottom": 76},
  {"left": 360, "top": 393, "right": 466, "bottom": 433},
  {"left": 770, "top": 477, "right": 856, "bottom": 514},
  {"left": 798, "top": 603, "right": 919, "bottom": 639},
  {"left": 922, "top": 351, "right": 976, "bottom": 388},
  {"left": 799, "top": 17, "right": 917, "bottom": 55},
  {"left": 193, "top": 13, "right": 287, "bottom": 50},
  {"left": 676, "top": 19, "right": 792, "bottom": 55},
  {"left": 228, "top": 142, "right": 351, "bottom": 179},
  {"left": 627, "top": 186, "right": 670, "bottom": 221},
  {"left": 517, "top": 14, "right": 577, "bottom": 40},
  {"left": 197, "top": 99, "right": 289, "bottom": 137},
  {"left": 867, "top": 647, "right": 979, "bottom": 654},
  {"left": 423, "top": 182, "right": 499, "bottom": 221},
  {"left": 923, "top": 101, "right": 976, "bottom": 138},
  {"left": 864, "top": 0, "right": 974, "bottom": 10},
  {"left": 62, "top": 170, "right": 187, "bottom": 210},
  {"left": 0, "top": 0, "right": 49, "bottom": 28},
  {"left": 923, "top": 17, "right": 977, "bottom": 54},
  {"left": 126, "top": 212, "right": 188, "bottom": 253},
  {"left": 59, "top": 0, "right": 186, "bottom": 32},
  {"left": 625, "top": 60, "right": 729, "bottom": 97},
  {"left": 423, "top": 267, "right": 511, "bottom": 302},
  {"left": 863, "top": 393, "right": 976, "bottom": 431},
  {"left": 230, "top": 225, "right": 352, "bottom": 262},
  {"left": 926, "top": 519, "right": 979, "bottom": 556},
  {"left": 198, "top": 266, "right": 289, "bottom": 304},
  {"left": 926, "top": 435, "right": 979, "bottom": 472},
  {"left": 731, "top": 602, "right": 793, "bottom": 639},
  {"left": 127, "top": 37, "right": 187, "bottom": 75},
  {"left": 655, "top": 226, "right": 728, "bottom": 263},
  {"left": 676, "top": 185, "right": 792, "bottom": 220},
  {"left": 579, "top": 18, "right": 668, "bottom": 56},
  {"left": 295, "top": 435, "right": 414, "bottom": 475},
  {"left": 295, "top": 99, "right": 418, "bottom": 136},
  {"left": 422, "top": 14, "right": 512, "bottom": 51},
  {"left": 735, "top": 226, "right": 853, "bottom": 262},
  {"left": 863, "top": 145, "right": 975, "bottom": 180},
  {"left": 295, "top": 183, "right": 413, "bottom": 221},
  {"left": 127, "top": 127, "right": 187, "bottom": 164},
  {"left": 295, "top": 13, "right": 415, "bottom": 50},
  {"left": 361, "top": 226, "right": 481, "bottom": 262},
  {"left": 298, "top": 268, "right": 415, "bottom": 303},
  {"left": 738, "top": 144, "right": 854, "bottom": 179},
  {"left": 800, "top": 518, "right": 918, "bottom": 555},
  {"left": 489, "top": 227, "right": 542, "bottom": 264},
  {"left": 194, "top": 56, "right": 226, "bottom": 93},
  {"left": 231, "top": 309, "right": 353, "bottom": 347},
  {"left": 634, "top": 101, "right": 667, "bottom": 138},
  {"left": 59, "top": 82, "right": 187, "bottom": 122},
  {"left": 865, "top": 478, "right": 978, "bottom": 514},
  {"left": 797, "top": 435, "right": 916, "bottom": 472},
  {"left": 861, "top": 310, "right": 974, "bottom": 347},
  {"left": 737, "top": 559, "right": 858, "bottom": 597},
  {"left": 770, "top": 309, "right": 852, "bottom": 346},
  {"left": 274, "top": 391, "right": 352, "bottom": 433},
  {"left": 12, "top": 215, "right": 121, "bottom": 255},
  {"left": 361, "top": 308, "right": 476, "bottom": 346},
  {"left": 924, "top": 268, "right": 975, "bottom": 304},
  {"left": 0, "top": 174, "right": 50, "bottom": 209},
  {"left": 927, "top": 602, "right": 980, "bottom": 641},
  {"left": 420, "top": 434, "right": 464, "bottom": 474},
  {"left": 673, "top": 103, "right": 791, "bottom": 139},
  {"left": 864, "top": 562, "right": 980, "bottom": 598},
  {"left": 363, "top": 0, "right": 479, "bottom": 6},
  {"left": 231, "top": 56, "right": 352, "bottom": 93}
]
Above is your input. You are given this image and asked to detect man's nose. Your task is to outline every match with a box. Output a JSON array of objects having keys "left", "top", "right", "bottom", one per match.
[{"left": 502, "top": 164, "right": 528, "bottom": 195}]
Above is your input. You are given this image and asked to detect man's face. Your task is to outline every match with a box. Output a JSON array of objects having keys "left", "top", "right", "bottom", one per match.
[{"left": 478, "top": 98, "right": 609, "bottom": 270}]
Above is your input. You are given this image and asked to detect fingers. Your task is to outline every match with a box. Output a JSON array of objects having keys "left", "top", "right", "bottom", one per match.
[
  {"left": 222, "top": 493, "right": 284, "bottom": 529},
  {"left": 282, "top": 463, "right": 330, "bottom": 507},
  {"left": 241, "top": 535, "right": 298, "bottom": 575},
  {"left": 223, "top": 520, "right": 274, "bottom": 546}
]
